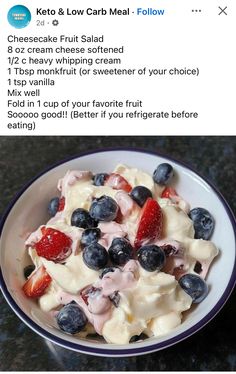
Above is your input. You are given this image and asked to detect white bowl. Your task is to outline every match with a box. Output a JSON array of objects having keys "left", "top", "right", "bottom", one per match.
[{"left": 0, "top": 149, "right": 235, "bottom": 357}]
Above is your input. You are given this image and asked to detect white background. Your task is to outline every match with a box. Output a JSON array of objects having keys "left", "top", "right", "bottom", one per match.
[{"left": 0, "top": 0, "right": 235, "bottom": 135}]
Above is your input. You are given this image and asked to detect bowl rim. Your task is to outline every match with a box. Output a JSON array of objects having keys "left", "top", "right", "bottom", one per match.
[{"left": 0, "top": 147, "right": 235, "bottom": 357}]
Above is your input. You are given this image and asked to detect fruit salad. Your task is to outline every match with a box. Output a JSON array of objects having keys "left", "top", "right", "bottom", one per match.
[{"left": 22, "top": 163, "right": 218, "bottom": 344}]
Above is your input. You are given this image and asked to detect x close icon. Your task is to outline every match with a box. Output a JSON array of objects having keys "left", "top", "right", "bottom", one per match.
[{"left": 218, "top": 6, "right": 227, "bottom": 15}]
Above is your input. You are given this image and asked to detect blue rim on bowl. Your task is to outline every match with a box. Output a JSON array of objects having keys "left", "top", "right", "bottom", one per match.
[{"left": 0, "top": 148, "right": 236, "bottom": 357}]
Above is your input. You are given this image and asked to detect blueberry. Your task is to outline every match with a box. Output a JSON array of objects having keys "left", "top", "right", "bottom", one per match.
[
  {"left": 93, "top": 173, "right": 109, "bottom": 186},
  {"left": 137, "top": 245, "right": 166, "bottom": 272},
  {"left": 194, "top": 261, "right": 202, "bottom": 274},
  {"left": 71, "top": 208, "right": 97, "bottom": 229},
  {"left": 56, "top": 303, "right": 87, "bottom": 334},
  {"left": 130, "top": 335, "right": 140, "bottom": 343},
  {"left": 89, "top": 195, "right": 118, "bottom": 222},
  {"left": 23, "top": 264, "right": 35, "bottom": 279},
  {"left": 188, "top": 207, "right": 214, "bottom": 240},
  {"left": 48, "top": 197, "right": 59, "bottom": 217},
  {"left": 130, "top": 333, "right": 147, "bottom": 343},
  {"left": 100, "top": 266, "right": 118, "bottom": 279},
  {"left": 130, "top": 186, "right": 152, "bottom": 207},
  {"left": 108, "top": 238, "right": 133, "bottom": 266},
  {"left": 178, "top": 273, "right": 208, "bottom": 303},
  {"left": 153, "top": 163, "right": 174, "bottom": 185},
  {"left": 81, "top": 228, "right": 101, "bottom": 248},
  {"left": 83, "top": 243, "right": 108, "bottom": 270}
]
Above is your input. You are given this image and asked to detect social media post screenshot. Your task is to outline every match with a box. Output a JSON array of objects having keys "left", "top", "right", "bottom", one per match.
[
  {"left": 0, "top": 0, "right": 235, "bottom": 135},
  {"left": 0, "top": 0, "right": 236, "bottom": 371}
]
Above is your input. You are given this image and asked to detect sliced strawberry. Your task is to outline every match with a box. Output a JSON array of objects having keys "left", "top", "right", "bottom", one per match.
[
  {"left": 35, "top": 228, "right": 72, "bottom": 262},
  {"left": 22, "top": 266, "right": 51, "bottom": 298},
  {"left": 105, "top": 173, "right": 132, "bottom": 193},
  {"left": 80, "top": 290, "right": 89, "bottom": 305},
  {"left": 58, "top": 197, "right": 65, "bottom": 211},
  {"left": 134, "top": 198, "right": 163, "bottom": 249},
  {"left": 115, "top": 208, "right": 123, "bottom": 224},
  {"left": 161, "top": 187, "right": 178, "bottom": 199}
]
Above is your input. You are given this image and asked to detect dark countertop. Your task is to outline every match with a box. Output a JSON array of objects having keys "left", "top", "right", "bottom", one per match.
[{"left": 0, "top": 136, "right": 235, "bottom": 371}]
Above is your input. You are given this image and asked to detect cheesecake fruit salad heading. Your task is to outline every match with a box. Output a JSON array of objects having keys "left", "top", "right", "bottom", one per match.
[{"left": 22, "top": 162, "right": 218, "bottom": 344}]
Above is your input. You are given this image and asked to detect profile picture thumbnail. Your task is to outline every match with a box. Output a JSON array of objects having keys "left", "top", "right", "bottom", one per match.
[{"left": 7, "top": 5, "right": 31, "bottom": 28}]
